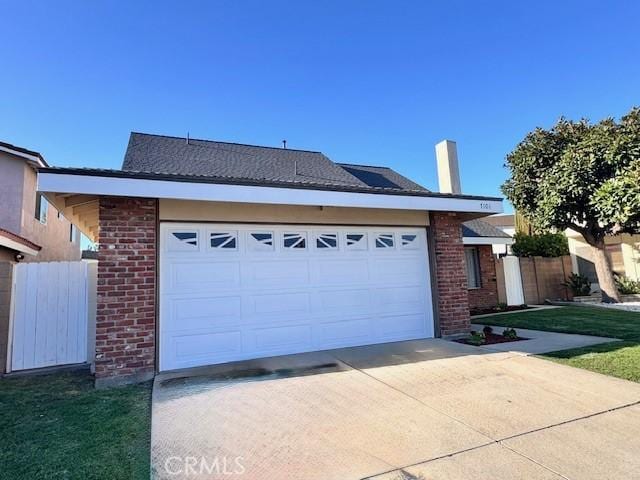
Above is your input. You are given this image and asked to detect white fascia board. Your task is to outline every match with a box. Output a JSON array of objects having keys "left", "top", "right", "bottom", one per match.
[
  {"left": 39, "top": 172, "right": 504, "bottom": 214},
  {"left": 463, "top": 236, "right": 514, "bottom": 245},
  {"left": 0, "top": 237, "right": 39, "bottom": 256},
  {"left": 0, "top": 145, "right": 45, "bottom": 167}
]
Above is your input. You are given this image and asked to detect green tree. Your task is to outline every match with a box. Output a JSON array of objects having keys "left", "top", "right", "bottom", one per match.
[{"left": 502, "top": 107, "right": 640, "bottom": 302}]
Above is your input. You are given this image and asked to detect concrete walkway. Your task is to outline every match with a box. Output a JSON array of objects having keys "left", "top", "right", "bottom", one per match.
[{"left": 151, "top": 333, "right": 640, "bottom": 480}]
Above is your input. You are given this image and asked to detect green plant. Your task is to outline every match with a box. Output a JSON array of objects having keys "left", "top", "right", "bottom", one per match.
[
  {"left": 503, "top": 328, "right": 518, "bottom": 340},
  {"left": 615, "top": 274, "right": 640, "bottom": 294},
  {"left": 482, "top": 325, "right": 493, "bottom": 335},
  {"left": 496, "top": 302, "right": 508, "bottom": 311},
  {"left": 468, "top": 331, "right": 486, "bottom": 346},
  {"left": 563, "top": 273, "right": 592, "bottom": 296},
  {"left": 502, "top": 107, "right": 640, "bottom": 302},
  {"left": 511, "top": 232, "right": 570, "bottom": 257}
]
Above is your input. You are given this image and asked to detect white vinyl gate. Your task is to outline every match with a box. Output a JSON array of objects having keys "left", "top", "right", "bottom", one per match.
[{"left": 9, "top": 261, "right": 88, "bottom": 372}]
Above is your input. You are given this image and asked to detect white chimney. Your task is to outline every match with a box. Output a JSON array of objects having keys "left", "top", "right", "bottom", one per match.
[{"left": 435, "top": 140, "right": 461, "bottom": 194}]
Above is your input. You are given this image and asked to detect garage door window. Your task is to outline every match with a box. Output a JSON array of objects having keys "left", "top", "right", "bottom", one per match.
[
  {"left": 170, "top": 231, "right": 199, "bottom": 250},
  {"left": 283, "top": 232, "right": 306, "bottom": 249},
  {"left": 375, "top": 233, "right": 395, "bottom": 249},
  {"left": 316, "top": 233, "right": 338, "bottom": 249},
  {"left": 210, "top": 232, "right": 237, "bottom": 250},
  {"left": 401, "top": 234, "right": 418, "bottom": 249},
  {"left": 249, "top": 232, "right": 274, "bottom": 251},
  {"left": 345, "top": 233, "right": 367, "bottom": 250}
]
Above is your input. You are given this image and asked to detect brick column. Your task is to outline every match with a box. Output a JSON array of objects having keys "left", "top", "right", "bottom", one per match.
[
  {"left": 431, "top": 212, "right": 470, "bottom": 336},
  {"left": 95, "top": 197, "right": 157, "bottom": 387},
  {"left": 467, "top": 245, "right": 499, "bottom": 311}
]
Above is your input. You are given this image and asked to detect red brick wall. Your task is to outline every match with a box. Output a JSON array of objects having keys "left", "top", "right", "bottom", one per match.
[
  {"left": 95, "top": 197, "right": 157, "bottom": 387},
  {"left": 431, "top": 212, "right": 470, "bottom": 335},
  {"left": 467, "top": 245, "right": 499, "bottom": 312}
]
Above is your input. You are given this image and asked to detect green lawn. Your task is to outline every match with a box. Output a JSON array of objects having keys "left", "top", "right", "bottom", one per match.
[
  {"left": 478, "top": 306, "right": 640, "bottom": 382},
  {"left": 0, "top": 371, "right": 151, "bottom": 480}
]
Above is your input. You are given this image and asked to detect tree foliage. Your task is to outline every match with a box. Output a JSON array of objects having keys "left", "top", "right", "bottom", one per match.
[
  {"left": 511, "top": 233, "right": 569, "bottom": 258},
  {"left": 502, "top": 107, "right": 640, "bottom": 237},
  {"left": 502, "top": 107, "right": 640, "bottom": 302}
]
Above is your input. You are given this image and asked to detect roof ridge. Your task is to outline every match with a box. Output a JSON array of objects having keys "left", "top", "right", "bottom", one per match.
[
  {"left": 337, "top": 162, "right": 392, "bottom": 170},
  {"left": 130, "top": 132, "right": 323, "bottom": 155}
]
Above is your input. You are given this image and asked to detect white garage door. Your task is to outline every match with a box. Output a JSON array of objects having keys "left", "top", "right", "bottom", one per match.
[{"left": 159, "top": 223, "right": 434, "bottom": 371}]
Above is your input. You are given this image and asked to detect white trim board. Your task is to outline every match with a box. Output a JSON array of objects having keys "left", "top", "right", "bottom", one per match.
[
  {"left": 463, "top": 237, "right": 514, "bottom": 245},
  {"left": 0, "top": 145, "right": 45, "bottom": 167},
  {"left": 0, "top": 236, "right": 39, "bottom": 256},
  {"left": 39, "top": 172, "right": 503, "bottom": 214}
]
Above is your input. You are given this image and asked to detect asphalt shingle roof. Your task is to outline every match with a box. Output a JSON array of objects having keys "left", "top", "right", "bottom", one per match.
[
  {"left": 121, "top": 132, "right": 429, "bottom": 193},
  {"left": 462, "top": 219, "right": 512, "bottom": 239}
]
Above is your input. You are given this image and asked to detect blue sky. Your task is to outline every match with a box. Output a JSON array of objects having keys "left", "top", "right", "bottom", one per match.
[{"left": 1, "top": 1, "right": 639, "bottom": 210}]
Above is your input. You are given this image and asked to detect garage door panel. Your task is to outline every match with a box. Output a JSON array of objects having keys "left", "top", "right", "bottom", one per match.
[
  {"left": 370, "top": 257, "right": 424, "bottom": 283},
  {"left": 318, "top": 317, "right": 373, "bottom": 346},
  {"left": 247, "top": 260, "right": 310, "bottom": 285},
  {"left": 169, "top": 330, "right": 243, "bottom": 364},
  {"left": 168, "top": 296, "right": 242, "bottom": 331},
  {"left": 166, "top": 261, "right": 241, "bottom": 293},
  {"left": 160, "top": 223, "right": 434, "bottom": 371},
  {"left": 376, "top": 314, "right": 427, "bottom": 338},
  {"left": 374, "top": 286, "right": 426, "bottom": 313},
  {"left": 250, "top": 292, "right": 311, "bottom": 315},
  {"left": 315, "top": 258, "right": 370, "bottom": 284},
  {"left": 318, "top": 288, "right": 371, "bottom": 313},
  {"left": 252, "top": 324, "right": 312, "bottom": 352}
]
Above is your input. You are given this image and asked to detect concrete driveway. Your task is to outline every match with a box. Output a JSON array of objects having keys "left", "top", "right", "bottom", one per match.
[{"left": 151, "top": 335, "right": 640, "bottom": 480}]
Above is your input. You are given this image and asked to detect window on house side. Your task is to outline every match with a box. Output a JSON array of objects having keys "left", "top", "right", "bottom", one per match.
[
  {"left": 35, "top": 193, "right": 48, "bottom": 224},
  {"left": 465, "top": 247, "right": 481, "bottom": 289},
  {"left": 70, "top": 224, "right": 77, "bottom": 242}
]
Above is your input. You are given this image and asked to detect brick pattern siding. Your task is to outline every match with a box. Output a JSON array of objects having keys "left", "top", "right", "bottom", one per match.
[
  {"left": 431, "top": 212, "right": 470, "bottom": 335},
  {"left": 467, "top": 245, "right": 499, "bottom": 311},
  {"left": 95, "top": 197, "right": 157, "bottom": 386}
]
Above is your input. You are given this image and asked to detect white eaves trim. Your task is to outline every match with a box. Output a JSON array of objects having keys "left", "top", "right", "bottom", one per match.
[
  {"left": 463, "top": 236, "right": 514, "bottom": 245},
  {"left": 0, "top": 145, "right": 45, "bottom": 167},
  {"left": 39, "top": 172, "right": 503, "bottom": 214},
  {"left": 0, "top": 236, "right": 40, "bottom": 256}
]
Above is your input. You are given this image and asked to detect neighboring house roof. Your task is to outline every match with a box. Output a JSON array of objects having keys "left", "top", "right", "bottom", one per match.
[
  {"left": 0, "top": 228, "right": 42, "bottom": 256},
  {"left": 0, "top": 140, "right": 48, "bottom": 167},
  {"left": 462, "top": 219, "right": 513, "bottom": 245},
  {"left": 482, "top": 214, "right": 515, "bottom": 228},
  {"left": 121, "top": 132, "right": 429, "bottom": 194}
]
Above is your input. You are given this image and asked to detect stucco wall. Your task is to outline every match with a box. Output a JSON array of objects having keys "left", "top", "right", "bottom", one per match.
[
  {"left": 0, "top": 153, "right": 25, "bottom": 233},
  {"left": 159, "top": 199, "right": 430, "bottom": 226},
  {"left": 19, "top": 162, "right": 81, "bottom": 262}
]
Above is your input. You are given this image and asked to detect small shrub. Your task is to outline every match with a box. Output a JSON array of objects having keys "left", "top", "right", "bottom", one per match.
[
  {"left": 511, "top": 233, "right": 569, "bottom": 257},
  {"left": 482, "top": 325, "right": 493, "bottom": 336},
  {"left": 503, "top": 328, "right": 518, "bottom": 339},
  {"left": 563, "top": 273, "right": 592, "bottom": 296},
  {"left": 496, "top": 302, "right": 508, "bottom": 311},
  {"left": 468, "top": 331, "right": 486, "bottom": 346},
  {"left": 615, "top": 274, "right": 640, "bottom": 294}
]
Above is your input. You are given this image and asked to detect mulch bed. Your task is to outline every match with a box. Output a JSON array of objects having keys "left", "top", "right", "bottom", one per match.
[
  {"left": 470, "top": 305, "right": 531, "bottom": 316},
  {"left": 455, "top": 332, "right": 527, "bottom": 346}
]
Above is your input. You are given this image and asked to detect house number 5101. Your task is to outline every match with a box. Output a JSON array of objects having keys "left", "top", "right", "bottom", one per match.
[{"left": 480, "top": 202, "right": 491, "bottom": 210}]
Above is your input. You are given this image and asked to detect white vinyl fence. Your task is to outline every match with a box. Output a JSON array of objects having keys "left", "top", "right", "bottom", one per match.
[{"left": 9, "top": 261, "right": 89, "bottom": 372}]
